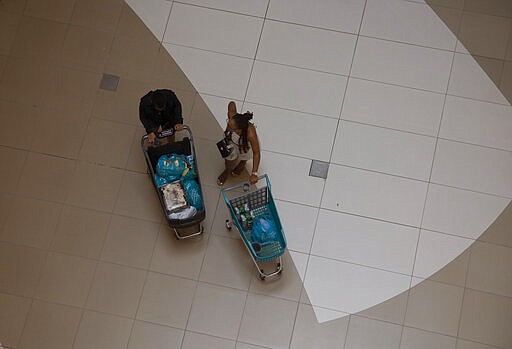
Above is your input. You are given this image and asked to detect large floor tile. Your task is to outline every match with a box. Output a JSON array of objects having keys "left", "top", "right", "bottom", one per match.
[
  {"left": 0, "top": 242, "right": 47, "bottom": 298},
  {"left": 459, "top": 289, "right": 512, "bottom": 348},
  {"left": 273, "top": 200, "right": 317, "bottom": 254},
  {"left": 137, "top": 272, "right": 196, "bottom": 328},
  {"left": 345, "top": 315, "right": 402, "bottom": 349},
  {"left": 479, "top": 201, "right": 512, "bottom": 248},
  {"left": 25, "top": 0, "right": 75, "bottom": 22},
  {"left": 467, "top": 241, "right": 512, "bottom": 298},
  {"left": 332, "top": 121, "right": 436, "bottom": 180},
  {"left": 0, "top": 101, "right": 38, "bottom": 150},
  {"left": 177, "top": 0, "right": 268, "bottom": 16},
  {"left": 0, "top": 146, "right": 26, "bottom": 194},
  {"left": 361, "top": 0, "right": 457, "bottom": 50},
  {"left": 51, "top": 206, "right": 110, "bottom": 259},
  {"left": 238, "top": 293, "right": 297, "bottom": 349},
  {"left": 0, "top": 12, "right": 20, "bottom": 55},
  {"left": 66, "top": 161, "right": 124, "bottom": 212},
  {"left": 18, "top": 300, "right": 82, "bottom": 349},
  {"left": 125, "top": 0, "right": 172, "bottom": 41},
  {"left": 17, "top": 152, "right": 75, "bottom": 203},
  {"left": 422, "top": 184, "right": 509, "bottom": 239},
  {"left": 181, "top": 331, "right": 236, "bottom": 349},
  {"left": 440, "top": 95, "right": 512, "bottom": 151},
  {"left": 312, "top": 210, "right": 418, "bottom": 274},
  {"left": 86, "top": 262, "right": 146, "bottom": 317},
  {"left": 101, "top": 214, "right": 159, "bottom": 269},
  {"left": 74, "top": 311, "right": 133, "bottom": 349},
  {"left": 448, "top": 53, "right": 509, "bottom": 104},
  {"left": 246, "top": 61, "right": 347, "bottom": 118},
  {"left": 199, "top": 234, "right": 254, "bottom": 290},
  {"left": 400, "top": 326, "right": 456, "bottom": 349},
  {"left": 413, "top": 230, "right": 471, "bottom": 283},
  {"left": 257, "top": 20, "right": 356, "bottom": 74},
  {"left": 71, "top": 0, "right": 124, "bottom": 32},
  {"left": 187, "top": 282, "right": 246, "bottom": 340},
  {"left": 127, "top": 320, "right": 183, "bottom": 349},
  {"left": 35, "top": 252, "right": 96, "bottom": 307},
  {"left": 164, "top": 43, "right": 253, "bottom": 101},
  {"left": 165, "top": 3, "right": 262, "bottom": 58},
  {"left": 405, "top": 279, "right": 464, "bottom": 336},
  {"left": 356, "top": 289, "right": 408, "bottom": 325},
  {"left": 0, "top": 292, "right": 32, "bottom": 348},
  {"left": 267, "top": 0, "right": 365, "bottom": 33},
  {"left": 342, "top": 78, "right": 444, "bottom": 136},
  {"left": 431, "top": 139, "right": 512, "bottom": 197},
  {"left": 290, "top": 303, "right": 349, "bottom": 349},
  {"left": 1, "top": 197, "right": 61, "bottom": 249},
  {"left": 304, "top": 256, "right": 411, "bottom": 314},
  {"left": 322, "top": 165, "right": 428, "bottom": 227},
  {"left": 351, "top": 36, "right": 452, "bottom": 93},
  {"left": 245, "top": 103, "right": 337, "bottom": 162},
  {"left": 150, "top": 224, "right": 208, "bottom": 279}
]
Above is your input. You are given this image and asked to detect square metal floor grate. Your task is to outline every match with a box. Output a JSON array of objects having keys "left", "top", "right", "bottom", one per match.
[
  {"left": 309, "top": 160, "right": 329, "bottom": 179},
  {"left": 99, "top": 73, "right": 120, "bottom": 91}
]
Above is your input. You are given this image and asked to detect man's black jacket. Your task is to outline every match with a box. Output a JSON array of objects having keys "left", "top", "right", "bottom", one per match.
[{"left": 139, "top": 89, "right": 183, "bottom": 134}]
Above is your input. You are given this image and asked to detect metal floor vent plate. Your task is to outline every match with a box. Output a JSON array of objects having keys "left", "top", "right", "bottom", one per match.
[
  {"left": 309, "top": 160, "right": 329, "bottom": 179},
  {"left": 99, "top": 73, "right": 120, "bottom": 91}
]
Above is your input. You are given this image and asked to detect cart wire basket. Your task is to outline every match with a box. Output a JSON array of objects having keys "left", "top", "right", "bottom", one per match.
[{"left": 221, "top": 174, "right": 286, "bottom": 280}]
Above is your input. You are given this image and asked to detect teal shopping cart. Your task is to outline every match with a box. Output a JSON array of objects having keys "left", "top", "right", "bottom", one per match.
[{"left": 221, "top": 174, "right": 287, "bottom": 280}]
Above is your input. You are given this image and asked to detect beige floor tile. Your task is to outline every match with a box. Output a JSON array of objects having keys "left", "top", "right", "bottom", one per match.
[
  {"left": 105, "top": 35, "right": 160, "bottom": 83},
  {"left": 0, "top": 101, "right": 38, "bottom": 150},
  {"left": 10, "top": 16, "right": 67, "bottom": 64},
  {"left": 345, "top": 315, "right": 402, "bottom": 349},
  {"left": 0, "top": 193, "right": 12, "bottom": 229},
  {"left": 357, "top": 289, "right": 408, "bottom": 325},
  {"left": 0, "top": 146, "right": 26, "bottom": 194},
  {"left": 182, "top": 331, "right": 236, "bottom": 349},
  {"left": 0, "top": 292, "right": 32, "bottom": 348},
  {"left": 430, "top": 6, "right": 463, "bottom": 39},
  {"left": 499, "top": 60, "right": 512, "bottom": 105},
  {"left": 85, "top": 262, "right": 146, "bottom": 317},
  {"left": 0, "top": 242, "right": 47, "bottom": 297},
  {"left": 404, "top": 279, "right": 464, "bottom": 336},
  {"left": 24, "top": 0, "right": 76, "bottom": 23},
  {"left": 51, "top": 205, "right": 110, "bottom": 259},
  {"left": 0, "top": 0, "right": 26, "bottom": 13},
  {"left": 0, "top": 12, "right": 20, "bottom": 55},
  {"left": 18, "top": 300, "right": 82, "bottom": 349},
  {"left": 467, "top": 241, "right": 512, "bottom": 297},
  {"left": 125, "top": 127, "right": 148, "bottom": 173},
  {"left": 79, "top": 117, "right": 136, "bottom": 168},
  {"left": 31, "top": 107, "right": 89, "bottom": 159},
  {"left": 35, "top": 252, "right": 96, "bottom": 307},
  {"left": 2, "top": 197, "right": 61, "bottom": 249},
  {"left": 459, "top": 289, "right": 512, "bottom": 348},
  {"left": 113, "top": 171, "right": 163, "bottom": 222},
  {"left": 150, "top": 48, "right": 196, "bottom": 92},
  {"left": 428, "top": 249, "right": 470, "bottom": 288},
  {"left": 211, "top": 195, "right": 242, "bottom": 240},
  {"left": 473, "top": 55, "right": 504, "bottom": 86},
  {"left": 74, "top": 310, "right": 133, "bottom": 349},
  {"left": 189, "top": 94, "right": 224, "bottom": 142},
  {"left": 236, "top": 343, "right": 268, "bottom": 349},
  {"left": 70, "top": 0, "right": 124, "bottom": 33},
  {"left": 199, "top": 235, "right": 254, "bottom": 290},
  {"left": 194, "top": 137, "right": 231, "bottom": 188},
  {"left": 425, "top": 0, "right": 464, "bottom": 9},
  {"left": 127, "top": 320, "right": 184, "bottom": 349},
  {"left": 290, "top": 303, "right": 349, "bottom": 349},
  {"left": 61, "top": 25, "right": 114, "bottom": 73},
  {"left": 464, "top": 0, "right": 512, "bottom": 18},
  {"left": 400, "top": 327, "right": 456, "bottom": 349},
  {"left": 187, "top": 282, "right": 246, "bottom": 340},
  {"left": 456, "top": 339, "right": 499, "bottom": 349},
  {"left": 200, "top": 184, "right": 221, "bottom": 234},
  {"left": 17, "top": 152, "right": 76, "bottom": 203},
  {"left": 150, "top": 224, "right": 208, "bottom": 279},
  {"left": 0, "top": 56, "right": 54, "bottom": 107},
  {"left": 66, "top": 161, "right": 124, "bottom": 212},
  {"left": 116, "top": 3, "right": 159, "bottom": 43},
  {"left": 101, "top": 214, "right": 159, "bottom": 269},
  {"left": 479, "top": 201, "right": 512, "bottom": 247},
  {"left": 0, "top": 54, "right": 6, "bottom": 75},
  {"left": 249, "top": 251, "right": 303, "bottom": 302},
  {"left": 238, "top": 293, "right": 297, "bottom": 349},
  {"left": 137, "top": 272, "right": 197, "bottom": 328},
  {"left": 458, "top": 12, "right": 512, "bottom": 59},
  {"left": 173, "top": 89, "right": 196, "bottom": 121}
]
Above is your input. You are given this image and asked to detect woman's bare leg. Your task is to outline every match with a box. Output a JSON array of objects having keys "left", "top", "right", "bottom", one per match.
[
  {"left": 217, "top": 159, "right": 237, "bottom": 186},
  {"left": 231, "top": 160, "right": 247, "bottom": 176}
]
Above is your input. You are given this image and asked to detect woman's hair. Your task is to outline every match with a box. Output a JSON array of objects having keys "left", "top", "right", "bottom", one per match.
[{"left": 234, "top": 111, "right": 253, "bottom": 153}]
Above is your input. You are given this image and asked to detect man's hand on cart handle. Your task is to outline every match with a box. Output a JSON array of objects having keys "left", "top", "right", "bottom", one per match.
[
  {"left": 175, "top": 123, "right": 184, "bottom": 131},
  {"left": 249, "top": 172, "right": 258, "bottom": 184},
  {"left": 148, "top": 132, "right": 156, "bottom": 144}
]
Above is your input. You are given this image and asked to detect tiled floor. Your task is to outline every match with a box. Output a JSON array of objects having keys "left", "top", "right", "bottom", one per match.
[{"left": 0, "top": 0, "right": 511, "bottom": 349}]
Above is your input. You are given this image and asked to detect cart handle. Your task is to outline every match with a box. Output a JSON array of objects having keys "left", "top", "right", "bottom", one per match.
[
  {"left": 140, "top": 125, "right": 194, "bottom": 148},
  {"left": 221, "top": 174, "right": 270, "bottom": 203}
]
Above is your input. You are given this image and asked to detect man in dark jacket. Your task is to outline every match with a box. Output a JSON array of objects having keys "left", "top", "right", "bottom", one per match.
[{"left": 139, "top": 89, "right": 184, "bottom": 144}]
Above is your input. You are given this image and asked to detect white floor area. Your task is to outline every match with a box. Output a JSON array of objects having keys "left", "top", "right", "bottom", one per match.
[{"left": 126, "top": 0, "right": 512, "bottom": 322}]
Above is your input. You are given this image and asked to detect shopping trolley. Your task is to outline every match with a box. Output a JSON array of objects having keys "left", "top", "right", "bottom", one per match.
[{"left": 221, "top": 174, "right": 286, "bottom": 280}]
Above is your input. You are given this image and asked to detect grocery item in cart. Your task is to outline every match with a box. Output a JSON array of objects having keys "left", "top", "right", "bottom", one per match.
[{"left": 160, "top": 180, "right": 188, "bottom": 212}]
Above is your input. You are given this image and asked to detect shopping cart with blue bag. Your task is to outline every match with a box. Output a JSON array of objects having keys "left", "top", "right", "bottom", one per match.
[{"left": 221, "top": 174, "right": 286, "bottom": 280}]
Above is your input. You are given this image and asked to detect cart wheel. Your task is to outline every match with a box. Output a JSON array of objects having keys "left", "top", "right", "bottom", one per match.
[
  {"left": 225, "top": 220, "right": 232, "bottom": 231},
  {"left": 259, "top": 275, "right": 265, "bottom": 280}
]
